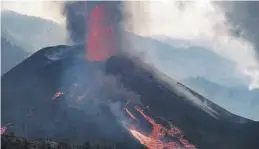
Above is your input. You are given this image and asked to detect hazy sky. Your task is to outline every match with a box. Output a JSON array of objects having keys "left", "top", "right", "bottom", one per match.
[{"left": 1, "top": 1, "right": 65, "bottom": 24}]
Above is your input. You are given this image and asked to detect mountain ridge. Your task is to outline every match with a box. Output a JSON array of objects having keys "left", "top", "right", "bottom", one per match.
[
  {"left": 1, "top": 35, "right": 30, "bottom": 75},
  {"left": 1, "top": 10, "right": 68, "bottom": 53}
]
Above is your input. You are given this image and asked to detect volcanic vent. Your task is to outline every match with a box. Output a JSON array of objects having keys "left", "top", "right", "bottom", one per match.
[{"left": 87, "top": 5, "right": 117, "bottom": 61}]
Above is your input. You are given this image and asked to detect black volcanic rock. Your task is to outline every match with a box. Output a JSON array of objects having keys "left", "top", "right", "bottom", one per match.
[
  {"left": 105, "top": 55, "right": 259, "bottom": 149},
  {"left": 1, "top": 44, "right": 143, "bottom": 148},
  {"left": 1, "top": 44, "right": 259, "bottom": 149}
]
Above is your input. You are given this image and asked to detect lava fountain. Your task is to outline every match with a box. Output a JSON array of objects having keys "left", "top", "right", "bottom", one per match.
[{"left": 86, "top": 5, "right": 118, "bottom": 61}]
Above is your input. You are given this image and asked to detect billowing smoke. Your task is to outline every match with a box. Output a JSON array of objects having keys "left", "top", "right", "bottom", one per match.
[
  {"left": 119, "top": 1, "right": 259, "bottom": 120},
  {"left": 219, "top": 2, "right": 259, "bottom": 58},
  {"left": 59, "top": 1, "right": 259, "bottom": 120},
  {"left": 218, "top": 1, "right": 259, "bottom": 89},
  {"left": 123, "top": 1, "right": 259, "bottom": 90},
  {"left": 58, "top": 1, "right": 259, "bottom": 89},
  {"left": 62, "top": 1, "right": 123, "bottom": 44}
]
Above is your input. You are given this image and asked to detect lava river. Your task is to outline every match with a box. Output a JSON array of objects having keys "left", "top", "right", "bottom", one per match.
[
  {"left": 124, "top": 106, "right": 196, "bottom": 149},
  {"left": 50, "top": 78, "right": 196, "bottom": 149},
  {"left": 53, "top": 89, "right": 197, "bottom": 149}
]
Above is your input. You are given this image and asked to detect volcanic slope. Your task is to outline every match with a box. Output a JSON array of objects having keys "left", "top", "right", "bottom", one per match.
[{"left": 1, "top": 44, "right": 259, "bottom": 149}]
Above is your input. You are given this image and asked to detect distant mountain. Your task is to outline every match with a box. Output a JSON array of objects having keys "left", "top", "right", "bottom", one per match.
[
  {"left": 125, "top": 33, "right": 249, "bottom": 88},
  {"left": 1, "top": 10, "right": 68, "bottom": 53},
  {"left": 1, "top": 36, "right": 30, "bottom": 75},
  {"left": 183, "top": 77, "right": 259, "bottom": 120}
]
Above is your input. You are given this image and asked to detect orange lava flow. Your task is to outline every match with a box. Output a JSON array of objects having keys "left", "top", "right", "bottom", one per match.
[
  {"left": 125, "top": 108, "right": 137, "bottom": 120},
  {"left": 1, "top": 127, "right": 7, "bottom": 135},
  {"left": 86, "top": 5, "right": 116, "bottom": 61},
  {"left": 127, "top": 107, "right": 196, "bottom": 149},
  {"left": 52, "top": 92, "right": 64, "bottom": 99}
]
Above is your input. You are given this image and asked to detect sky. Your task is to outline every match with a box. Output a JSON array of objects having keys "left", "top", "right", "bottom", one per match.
[
  {"left": 1, "top": 1, "right": 65, "bottom": 25},
  {"left": 1, "top": 0, "right": 259, "bottom": 90}
]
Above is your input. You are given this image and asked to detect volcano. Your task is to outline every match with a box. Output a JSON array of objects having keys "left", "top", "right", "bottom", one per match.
[
  {"left": 1, "top": 2, "right": 259, "bottom": 148},
  {"left": 1, "top": 41, "right": 259, "bottom": 149}
]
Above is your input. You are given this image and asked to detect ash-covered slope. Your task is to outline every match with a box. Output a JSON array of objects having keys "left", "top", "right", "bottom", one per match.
[
  {"left": 2, "top": 44, "right": 259, "bottom": 149},
  {"left": 105, "top": 55, "right": 259, "bottom": 149},
  {"left": 1, "top": 45, "right": 143, "bottom": 148}
]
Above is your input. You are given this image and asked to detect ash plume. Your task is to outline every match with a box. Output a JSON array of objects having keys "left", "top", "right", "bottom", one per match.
[
  {"left": 218, "top": 1, "right": 259, "bottom": 60},
  {"left": 62, "top": 1, "right": 123, "bottom": 44},
  {"left": 60, "top": 1, "right": 144, "bottom": 142},
  {"left": 216, "top": 1, "right": 259, "bottom": 89}
]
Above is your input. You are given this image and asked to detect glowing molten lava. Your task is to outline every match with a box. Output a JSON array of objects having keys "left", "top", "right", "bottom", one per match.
[
  {"left": 125, "top": 108, "right": 137, "bottom": 120},
  {"left": 1, "top": 127, "right": 7, "bottom": 135},
  {"left": 86, "top": 5, "right": 116, "bottom": 61},
  {"left": 52, "top": 91, "right": 64, "bottom": 99},
  {"left": 127, "top": 107, "right": 196, "bottom": 149},
  {"left": 1, "top": 123, "right": 11, "bottom": 135}
]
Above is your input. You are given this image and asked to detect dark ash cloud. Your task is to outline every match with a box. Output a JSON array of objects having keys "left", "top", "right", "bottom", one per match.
[
  {"left": 218, "top": 1, "right": 259, "bottom": 60},
  {"left": 62, "top": 1, "right": 123, "bottom": 44}
]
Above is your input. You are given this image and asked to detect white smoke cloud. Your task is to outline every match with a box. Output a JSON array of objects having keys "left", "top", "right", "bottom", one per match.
[{"left": 124, "top": 1, "right": 259, "bottom": 90}]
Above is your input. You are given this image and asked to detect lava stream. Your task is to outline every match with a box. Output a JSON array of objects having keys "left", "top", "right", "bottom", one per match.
[
  {"left": 52, "top": 91, "right": 64, "bottom": 99},
  {"left": 127, "top": 106, "right": 196, "bottom": 149},
  {"left": 1, "top": 123, "right": 12, "bottom": 135},
  {"left": 1, "top": 127, "right": 7, "bottom": 135},
  {"left": 125, "top": 108, "right": 137, "bottom": 120}
]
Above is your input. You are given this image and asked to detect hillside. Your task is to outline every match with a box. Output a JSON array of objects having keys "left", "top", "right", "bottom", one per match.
[
  {"left": 1, "top": 36, "right": 30, "bottom": 75},
  {"left": 1, "top": 10, "right": 68, "bottom": 53},
  {"left": 183, "top": 77, "right": 259, "bottom": 120}
]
